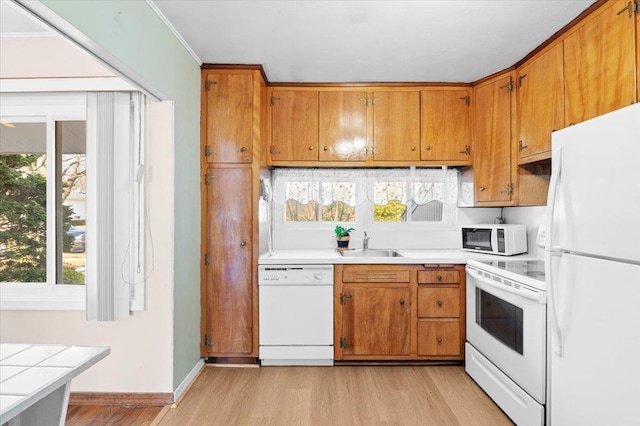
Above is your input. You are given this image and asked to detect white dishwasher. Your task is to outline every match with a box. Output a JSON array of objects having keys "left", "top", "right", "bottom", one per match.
[{"left": 258, "top": 265, "right": 334, "bottom": 366}]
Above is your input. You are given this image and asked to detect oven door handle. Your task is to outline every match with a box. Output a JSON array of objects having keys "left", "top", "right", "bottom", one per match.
[{"left": 468, "top": 268, "right": 546, "bottom": 304}]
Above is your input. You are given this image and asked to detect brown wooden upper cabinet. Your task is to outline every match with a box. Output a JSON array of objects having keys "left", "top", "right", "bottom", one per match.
[
  {"left": 516, "top": 42, "right": 564, "bottom": 164},
  {"left": 269, "top": 90, "right": 319, "bottom": 161},
  {"left": 202, "top": 71, "right": 254, "bottom": 163},
  {"left": 563, "top": 0, "right": 636, "bottom": 126},
  {"left": 473, "top": 71, "right": 516, "bottom": 206},
  {"left": 421, "top": 88, "right": 472, "bottom": 164},
  {"left": 371, "top": 91, "right": 421, "bottom": 161},
  {"left": 318, "top": 91, "right": 368, "bottom": 162}
]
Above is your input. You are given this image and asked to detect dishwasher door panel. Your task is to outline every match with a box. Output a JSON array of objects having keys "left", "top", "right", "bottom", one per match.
[{"left": 259, "top": 285, "right": 333, "bottom": 346}]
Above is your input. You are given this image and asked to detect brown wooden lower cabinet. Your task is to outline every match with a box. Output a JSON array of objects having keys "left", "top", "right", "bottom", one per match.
[{"left": 335, "top": 264, "right": 465, "bottom": 361}]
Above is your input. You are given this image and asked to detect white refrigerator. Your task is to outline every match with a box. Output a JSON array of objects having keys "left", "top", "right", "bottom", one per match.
[{"left": 545, "top": 103, "right": 640, "bottom": 425}]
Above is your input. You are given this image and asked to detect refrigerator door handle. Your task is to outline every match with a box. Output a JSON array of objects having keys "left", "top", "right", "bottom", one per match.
[{"left": 546, "top": 146, "right": 564, "bottom": 356}]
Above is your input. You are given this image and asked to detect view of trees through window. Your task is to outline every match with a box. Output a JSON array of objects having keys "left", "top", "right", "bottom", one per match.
[{"left": 0, "top": 121, "right": 86, "bottom": 285}]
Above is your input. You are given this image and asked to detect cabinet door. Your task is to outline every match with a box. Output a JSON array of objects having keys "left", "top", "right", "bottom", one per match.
[
  {"left": 270, "top": 91, "right": 319, "bottom": 161},
  {"left": 202, "top": 72, "right": 253, "bottom": 163},
  {"left": 421, "top": 89, "right": 471, "bottom": 162},
  {"left": 372, "top": 91, "right": 421, "bottom": 161},
  {"left": 417, "top": 321, "right": 461, "bottom": 356},
  {"left": 341, "top": 285, "right": 411, "bottom": 355},
  {"left": 473, "top": 74, "right": 514, "bottom": 204},
  {"left": 517, "top": 43, "right": 564, "bottom": 164},
  {"left": 318, "top": 91, "right": 368, "bottom": 162},
  {"left": 564, "top": 0, "right": 636, "bottom": 126},
  {"left": 204, "top": 167, "right": 253, "bottom": 355}
]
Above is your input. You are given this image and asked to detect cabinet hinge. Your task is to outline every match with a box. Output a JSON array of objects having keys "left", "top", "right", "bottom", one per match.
[
  {"left": 339, "top": 337, "right": 352, "bottom": 349},
  {"left": 617, "top": 1, "right": 635, "bottom": 18},
  {"left": 459, "top": 145, "right": 471, "bottom": 156},
  {"left": 270, "top": 95, "right": 281, "bottom": 106},
  {"left": 204, "top": 254, "right": 211, "bottom": 265},
  {"left": 459, "top": 95, "right": 471, "bottom": 106},
  {"left": 517, "top": 74, "right": 527, "bottom": 88},
  {"left": 339, "top": 293, "right": 352, "bottom": 304},
  {"left": 204, "top": 80, "right": 217, "bottom": 92},
  {"left": 501, "top": 184, "right": 514, "bottom": 195},
  {"left": 204, "top": 145, "right": 212, "bottom": 157},
  {"left": 500, "top": 79, "right": 514, "bottom": 92},
  {"left": 204, "top": 335, "right": 215, "bottom": 346}
]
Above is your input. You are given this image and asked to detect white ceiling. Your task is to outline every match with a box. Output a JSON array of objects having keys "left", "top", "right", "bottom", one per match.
[{"left": 152, "top": 0, "right": 596, "bottom": 83}]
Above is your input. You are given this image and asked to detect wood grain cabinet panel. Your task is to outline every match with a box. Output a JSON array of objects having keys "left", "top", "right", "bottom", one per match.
[
  {"left": 421, "top": 89, "right": 472, "bottom": 164},
  {"left": 516, "top": 42, "right": 564, "bottom": 164},
  {"left": 418, "top": 321, "right": 461, "bottom": 356},
  {"left": 204, "top": 166, "right": 254, "bottom": 355},
  {"left": 269, "top": 90, "right": 319, "bottom": 161},
  {"left": 473, "top": 71, "right": 516, "bottom": 206},
  {"left": 319, "top": 91, "right": 368, "bottom": 162},
  {"left": 564, "top": 0, "right": 636, "bottom": 126},
  {"left": 372, "top": 91, "right": 421, "bottom": 161},
  {"left": 202, "top": 72, "right": 253, "bottom": 163},
  {"left": 418, "top": 270, "right": 460, "bottom": 284},
  {"left": 417, "top": 288, "right": 460, "bottom": 318},
  {"left": 340, "top": 285, "right": 412, "bottom": 356}
]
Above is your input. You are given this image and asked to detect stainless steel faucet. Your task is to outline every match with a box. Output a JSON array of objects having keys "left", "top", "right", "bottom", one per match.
[{"left": 363, "top": 231, "right": 370, "bottom": 250}]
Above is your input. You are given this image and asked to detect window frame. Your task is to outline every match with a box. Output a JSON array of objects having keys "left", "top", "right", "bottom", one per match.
[{"left": 1, "top": 93, "right": 87, "bottom": 310}]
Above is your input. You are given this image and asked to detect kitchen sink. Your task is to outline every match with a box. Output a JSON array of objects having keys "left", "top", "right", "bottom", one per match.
[{"left": 339, "top": 249, "right": 403, "bottom": 258}]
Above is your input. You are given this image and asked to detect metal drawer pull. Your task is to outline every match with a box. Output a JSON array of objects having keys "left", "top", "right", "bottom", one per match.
[
  {"left": 437, "top": 300, "right": 443, "bottom": 306},
  {"left": 437, "top": 275, "right": 443, "bottom": 281},
  {"left": 399, "top": 299, "right": 405, "bottom": 306},
  {"left": 437, "top": 338, "right": 443, "bottom": 343}
]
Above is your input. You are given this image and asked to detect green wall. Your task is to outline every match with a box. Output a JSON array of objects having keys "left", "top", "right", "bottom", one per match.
[{"left": 39, "top": 0, "right": 201, "bottom": 390}]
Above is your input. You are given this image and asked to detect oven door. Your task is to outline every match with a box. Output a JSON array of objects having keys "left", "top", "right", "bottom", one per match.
[{"left": 466, "top": 265, "right": 547, "bottom": 404}]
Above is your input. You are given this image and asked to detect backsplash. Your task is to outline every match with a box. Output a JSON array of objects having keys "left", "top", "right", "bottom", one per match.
[{"left": 271, "top": 206, "right": 503, "bottom": 250}]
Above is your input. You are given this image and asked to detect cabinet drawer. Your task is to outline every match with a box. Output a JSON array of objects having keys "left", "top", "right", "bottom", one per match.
[
  {"left": 342, "top": 269, "right": 410, "bottom": 283},
  {"left": 417, "top": 287, "right": 460, "bottom": 318},
  {"left": 417, "top": 321, "right": 461, "bottom": 356},
  {"left": 418, "top": 270, "right": 459, "bottom": 284}
]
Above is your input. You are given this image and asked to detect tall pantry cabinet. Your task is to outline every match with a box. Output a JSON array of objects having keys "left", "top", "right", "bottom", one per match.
[{"left": 200, "top": 67, "right": 266, "bottom": 359}]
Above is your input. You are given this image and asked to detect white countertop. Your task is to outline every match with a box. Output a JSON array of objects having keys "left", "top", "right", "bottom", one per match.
[
  {"left": 259, "top": 249, "right": 536, "bottom": 265},
  {"left": 0, "top": 344, "right": 110, "bottom": 424}
]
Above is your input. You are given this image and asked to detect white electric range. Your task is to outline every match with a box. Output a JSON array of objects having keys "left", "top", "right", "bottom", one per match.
[{"left": 465, "top": 258, "right": 547, "bottom": 426}]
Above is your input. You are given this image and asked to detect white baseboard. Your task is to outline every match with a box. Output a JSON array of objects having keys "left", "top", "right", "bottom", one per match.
[{"left": 173, "top": 358, "right": 205, "bottom": 403}]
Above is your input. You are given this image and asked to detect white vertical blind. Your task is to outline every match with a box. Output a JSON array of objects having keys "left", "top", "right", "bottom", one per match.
[{"left": 86, "top": 92, "right": 145, "bottom": 321}]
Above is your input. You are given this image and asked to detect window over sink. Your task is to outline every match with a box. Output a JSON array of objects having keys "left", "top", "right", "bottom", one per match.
[{"left": 272, "top": 167, "right": 458, "bottom": 230}]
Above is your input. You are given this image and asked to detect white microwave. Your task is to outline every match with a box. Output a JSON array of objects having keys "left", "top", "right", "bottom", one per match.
[{"left": 461, "top": 224, "right": 527, "bottom": 256}]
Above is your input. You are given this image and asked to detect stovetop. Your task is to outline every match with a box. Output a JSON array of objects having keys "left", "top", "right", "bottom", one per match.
[{"left": 467, "top": 258, "right": 546, "bottom": 291}]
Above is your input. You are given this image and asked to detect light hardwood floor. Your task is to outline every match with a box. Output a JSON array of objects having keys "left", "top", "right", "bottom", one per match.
[{"left": 157, "top": 365, "right": 514, "bottom": 425}]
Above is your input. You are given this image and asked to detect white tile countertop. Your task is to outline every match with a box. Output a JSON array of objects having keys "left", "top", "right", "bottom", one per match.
[
  {"left": 259, "top": 249, "right": 537, "bottom": 265},
  {"left": 0, "top": 344, "right": 110, "bottom": 425}
]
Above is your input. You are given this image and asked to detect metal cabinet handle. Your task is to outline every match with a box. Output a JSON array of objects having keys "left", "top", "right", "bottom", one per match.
[
  {"left": 411, "top": 146, "right": 416, "bottom": 151},
  {"left": 240, "top": 241, "right": 247, "bottom": 247},
  {"left": 240, "top": 146, "right": 247, "bottom": 152},
  {"left": 437, "top": 300, "right": 443, "bottom": 307},
  {"left": 479, "top": 186, "right": 485, "bottom": 192},
  {"left": 323, "top": 146, "right": 329, "bottom": 151},
  {"left": 399, "top": 299, "right": 405, "bottom": 306},
  {"left": 425, "top": 145, "right": 431, "bottom": 151},
  {"left": 437, "top": 275, "right": 443, "bottom": 281},
  {"left": 437, "top": 338, "right": 443, "bottom": 344},
  {"left": 309, "top": 146, "right": 314, "bottom": 151}
]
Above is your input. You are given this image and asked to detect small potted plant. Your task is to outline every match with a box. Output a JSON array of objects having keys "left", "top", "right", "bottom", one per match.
[{"left": 334, "top": 225, "right": 355, "bottom": 251}]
